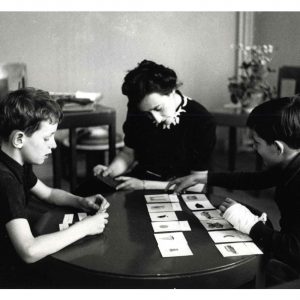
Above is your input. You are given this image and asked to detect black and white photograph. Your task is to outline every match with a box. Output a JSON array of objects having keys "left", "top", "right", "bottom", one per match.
[{"left": 1, "top": 0, "right": 300, "bottom": 297}]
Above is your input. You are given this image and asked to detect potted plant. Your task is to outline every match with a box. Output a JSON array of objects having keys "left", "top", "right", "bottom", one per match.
[{"left": 228, "top": 44, "right": 276, "bottom": 112}]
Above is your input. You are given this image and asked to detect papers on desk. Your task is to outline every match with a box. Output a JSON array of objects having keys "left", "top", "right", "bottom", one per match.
[
  {"left": 149, "top": 211, "right": 178, "bottom": 222},
  {"left": 146, "top": 202, "right": 182, "bottom": 213},
  {"left": 154, "top": 232, "right": 193, "bottom": 257},
  {"left": 145, "top": 193, "right": 192, "bottom": 258},
  {"left": 152, "top": 221, "right": 191, "bottom": 233},
  {"left": 215, "top": 242, "right": 263, "bottom": 257},
  {"left": 59, "top": 212, "right": 88, "bottom": 231},
  {"left": 144, "top": 192, "right": 263, "bottom": 258},
  {"left": 145, "top": 194, "right": 179, "bottom": 203}
]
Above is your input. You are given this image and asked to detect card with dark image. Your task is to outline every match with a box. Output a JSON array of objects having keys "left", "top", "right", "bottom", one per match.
[{"left": 96, "top": 173, "right": 119, "bottom": 189}]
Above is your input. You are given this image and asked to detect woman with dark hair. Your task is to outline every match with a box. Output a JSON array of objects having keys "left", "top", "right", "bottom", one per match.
[{"left": 93, "top": 60, "right": 216, "bottom": 191}]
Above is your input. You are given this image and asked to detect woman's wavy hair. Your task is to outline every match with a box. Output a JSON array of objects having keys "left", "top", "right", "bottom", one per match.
[
  {"left": 247, "top": 95, "right": 300, "bottom": 149},
  {"left": 121, "top": 60, "right": 181, "bottom": 108},
  {"left": 0, "top": 87, "right": 63, "bottom": 141}
]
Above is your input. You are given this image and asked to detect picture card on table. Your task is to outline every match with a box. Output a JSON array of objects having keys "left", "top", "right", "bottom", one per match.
[
  {"left": 145, "top": 194, "right": 179, "bottom": 203},
  {"left": 215, "top": 242, "right": 263, "bottom": 257},
  {"left": 149, "top": 211, "right": 178, "bottom": 222},
  {"left": 152, "top": 220, "right": 191, "bottom": 233},
  {"left": 59, "top": 223, "right": 69, "bottom": 231},
  {"left": 78, "top": 212, "right": 88, "bottom": 221},
  {"left": 200, "top": 219, "right": 233, "bottom": 231},
  {"left": 181, "top": 194, "right": 209, "bottom": 202},
  {"left": 147, "top": 202, "right": 182, "bottom": 213},
  {"left": 184, "top": 200, "right": 215, "bottom": 211},
  {"left": 154, "top": 232, "right": 188, "bottom": 245},
  {"left": 62, "top": 214, "right": 74, "bottom": 224},
  {"left": 193, "top": 209, "right": 223, "bottom": 221},
  {"left": 208, "top": 230, "right": 252, "bottom": 243},
  {"left": 157, "top": 242, "right": 193, "bottom": 257}
]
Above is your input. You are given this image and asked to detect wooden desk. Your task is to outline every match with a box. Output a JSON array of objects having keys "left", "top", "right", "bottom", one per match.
[
  {"left": 34, "top": 191, "right": 263, "bottom": 288},
  {"left": 52, "top": 104, "right": 116, "bottom": 192},
  {"left": 211, "top": 108, "right": 262, "bottom": 171}
]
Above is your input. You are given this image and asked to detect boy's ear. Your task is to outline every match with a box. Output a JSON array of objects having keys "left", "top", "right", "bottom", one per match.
[
  {"left": 11, "top": 131, "right": 25, "bottom": 149},
  {"left": 274, "top": 140, "right": 284, "bottom": 155}
]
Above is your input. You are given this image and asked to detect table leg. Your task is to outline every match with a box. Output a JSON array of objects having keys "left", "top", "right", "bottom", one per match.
[
  {"left": 69, "top": 129, "right": 77, "bottom": 193},
  {"left": 108, "top": 119, "right": 116, "bottom": 163},
  {"left": 228, "top": 126, "right": 237, "bottom": 172},
  {"left": 52, "top": 145, "right": 62, "bottom": 189}
]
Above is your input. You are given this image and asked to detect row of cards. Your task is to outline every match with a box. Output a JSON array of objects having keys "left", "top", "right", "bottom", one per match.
[
  {"left": 58, "top": 212, "right": 88, "bottom": 231},
  {"left": 145, "top": 193, "right": 263, "bottom": 258},
  {"left": 145, "top": 194, "right": 193, "bottom": 257},
  {"left": 184, "top": 198, "right": 263, "bottom": 257}
]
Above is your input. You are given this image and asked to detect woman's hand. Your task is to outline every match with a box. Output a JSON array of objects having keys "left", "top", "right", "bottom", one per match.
[
  {"left": 93, "top": 164, "right": 115, "bottom": 177},
  {"left": 114, "top": 176, "right": 144, "bottom": 190},
  {"left": 166, "top": 171, "right": 208, "bottom": 193}
]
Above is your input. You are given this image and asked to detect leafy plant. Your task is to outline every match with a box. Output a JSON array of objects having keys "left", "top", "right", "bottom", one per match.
[{"left": 228, "top": 44, "right": 276, "bottom": 107}]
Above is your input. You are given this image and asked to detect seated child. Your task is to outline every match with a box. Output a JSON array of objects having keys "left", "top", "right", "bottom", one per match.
[
  {"left": 167, "top": 96, "right": 300, "bottom": 281},
  {"left": 0, "top": 88, "right": 109, "bottom": 280}
]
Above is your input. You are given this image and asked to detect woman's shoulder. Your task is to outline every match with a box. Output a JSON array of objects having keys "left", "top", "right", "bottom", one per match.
[{"left": 184, "top": 97, "right": 213, "bottom": 117}]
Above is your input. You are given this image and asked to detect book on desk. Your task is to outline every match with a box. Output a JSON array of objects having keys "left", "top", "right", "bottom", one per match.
[{"left": 50, "top": 91, "right": 102, "bottom": 112}]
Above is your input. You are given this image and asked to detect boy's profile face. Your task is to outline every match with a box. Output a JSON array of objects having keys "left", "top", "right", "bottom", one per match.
[
  {"left": 251, "top": 130, "right": 281, "bottom": 168},
  {"left": 21, "top": 120, "right": 58, "bottom": 165}
]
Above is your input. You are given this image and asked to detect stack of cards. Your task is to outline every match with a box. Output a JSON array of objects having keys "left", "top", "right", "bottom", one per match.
[
  {"left": 58, "top": 212, "right": 88, "bottom": 231},
  {"left": 154, "top": 232, "right": 193, "bottom": 257},
  {"left": 145, "top": 193, "right": 193, "bottom": 258}
]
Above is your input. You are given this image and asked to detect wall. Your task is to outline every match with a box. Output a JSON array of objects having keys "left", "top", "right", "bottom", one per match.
[
  {"left": 0, "top": 12, "right": 236, "bottom": 132},
  {"left": 254, "top": 12, "right": 300, "bottom": 93}
]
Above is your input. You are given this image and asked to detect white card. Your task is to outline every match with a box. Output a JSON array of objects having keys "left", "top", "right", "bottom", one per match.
[
  {"left": 158, "top": 242, "right": 193, "bottom": 257},
  {"left": 59, "top": 223, "right": 69, "bottom": 231},
  {"left": 215, "top": 242, "right": 263, "bottom": 257},
  {"left": 184, "top": 200, "right": 215, "bottom": 211},
  {"left": 208, "top": 230, "right": 252, "bottom": 243},
  {"left": 63, "top": 214, "right": 74, "bottom": 224},
  {"left": 181, "top": 194, "right": 209, "bottom": 202},
  {"left": 149, "top": 211, "right": 178, "bottom": 222},
  {"left": 200, "top": 219, "right": 233, "bottom": 231},
  {"left": 152, "top": 221, "right": 191, "bottom": 232},
  {"left": 193, "top": 209, "right": 223, "bottom": 221},
  {"left": 145, "top": 194, "right": 179, "bottom": 203},
  {"left": 154, "top": 232, "right": 188, "bottom": 245},
  {"left": 147, "top": 202, "right": 182, "bottom": 213},
  {"left": 78, "top": 212, "right": 88, "bottom": 221}
]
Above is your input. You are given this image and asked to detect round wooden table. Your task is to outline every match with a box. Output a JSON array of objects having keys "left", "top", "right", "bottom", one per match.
[{"left": 34, "top": 190, "right": 263, "bottom": 288}]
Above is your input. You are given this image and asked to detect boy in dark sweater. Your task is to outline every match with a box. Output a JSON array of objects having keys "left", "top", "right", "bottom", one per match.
[
  {"left": 0, "top": 88, "right": 109, "bottom": 281},
  {"left": 167, "top": 96, "right": 300, "bottom": 280}
]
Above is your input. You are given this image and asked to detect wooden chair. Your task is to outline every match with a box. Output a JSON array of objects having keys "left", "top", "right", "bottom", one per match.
[{"left": 277, "top": 66, "right": 300, "bottom": 97}]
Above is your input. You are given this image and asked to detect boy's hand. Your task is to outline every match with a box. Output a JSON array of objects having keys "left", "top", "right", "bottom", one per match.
[
  {"left": 165, "top": 171, "right": 208, "bottom": 193},
  {"left": 78, "top": 194, "right": 110, "bottom": 212},
  {"left": 221, "top": 198, "right": 265, "bottom": 235},
  {"left": 218, "top": 197, "right": 237, "bottom": 213},
  {"left": 81, "top": 212, "right": 109, "bottom": 236}
]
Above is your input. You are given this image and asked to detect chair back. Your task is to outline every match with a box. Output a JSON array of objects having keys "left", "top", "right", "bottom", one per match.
[
  {"left": 277, "top": 66, "right": 300, "bottom": 97},
  {"left": 0, "top": 62, "right": 27, "bottom": 91}
]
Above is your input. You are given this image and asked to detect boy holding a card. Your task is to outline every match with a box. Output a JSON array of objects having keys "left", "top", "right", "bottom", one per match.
[
  {"left": 0, "top": 88, "right": 109, "bottom": 286},
  {"left": 168, "top": 96, "right": 300, "bottom": 283}
]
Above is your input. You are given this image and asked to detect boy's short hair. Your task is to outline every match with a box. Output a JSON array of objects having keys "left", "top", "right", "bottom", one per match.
[
  {"left": 121, "top": 60, "right": 181, "bottom": 108},
  {"left": 0, "top": 87, "right": 63, "bottom": 141},
  {"left": 247, "top": 95, "right": 300, "bottom": 149}
]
